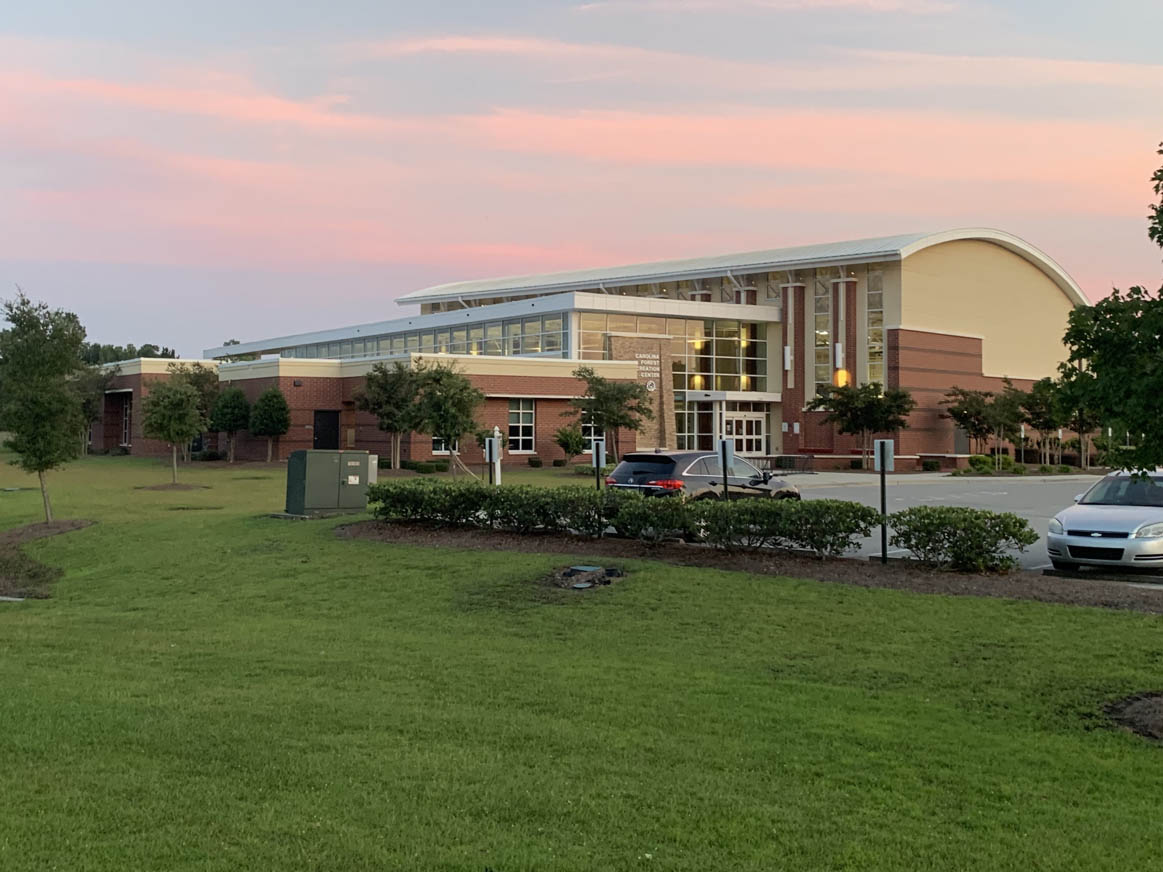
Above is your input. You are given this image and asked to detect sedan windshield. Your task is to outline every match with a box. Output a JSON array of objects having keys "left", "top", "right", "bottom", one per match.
[{"left": 1080, "top": 475, "right": 1163, "bottom": 507}]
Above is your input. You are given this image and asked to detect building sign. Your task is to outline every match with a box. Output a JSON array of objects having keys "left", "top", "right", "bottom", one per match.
[{"left": 635, "top": 352, "right": 661, "bottom": 383}]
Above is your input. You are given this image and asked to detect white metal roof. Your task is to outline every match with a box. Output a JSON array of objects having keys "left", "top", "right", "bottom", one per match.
[{"left": 396, "top": 228, "right": 1088, "bottom": 308}]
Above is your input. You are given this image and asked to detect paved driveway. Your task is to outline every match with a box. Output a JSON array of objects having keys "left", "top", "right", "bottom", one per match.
[{"left": 794, "top": 472, "right": 1104, "bottom": 569}]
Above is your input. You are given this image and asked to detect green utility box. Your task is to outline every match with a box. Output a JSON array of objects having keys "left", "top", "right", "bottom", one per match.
[{"left": 285, "top": 450, "right": 374, "bottom": 515}]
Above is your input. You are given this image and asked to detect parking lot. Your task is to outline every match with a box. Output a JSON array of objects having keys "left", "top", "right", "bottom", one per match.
[{"left": 796, "top": 471, "right": 1105, "bottom": 570}]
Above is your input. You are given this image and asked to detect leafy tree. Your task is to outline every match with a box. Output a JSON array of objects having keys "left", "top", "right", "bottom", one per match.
[
  {"left": 354, "top": 360, "right": 424, "bottom": 470},
  {"left": 249, "top": 388, "right": 291, "bottom": 463},
  {"left": 807, "top": 382, "right": 916, "bottom": 469},
  {"left": 166, "top": 362, "right": 219, "bottom": 460},
  {"left": 0, "top": 293, "right": 87, "bottom": 522},
  {"left": 554, "top": 425, "right": 586, "bottom": 464},
  {"left": 72, "top": 364, "right": 118, "bottom": 455},
  {"left": 1058, "top": 145, "right": 1163, "bottom": 472},
  {"left": 473, "top": 428, "right": 508, "bottom": 452},
  {"left": 142, "top": 382, "right": 204, "bottom": 484},
  {"left": 566, "top": 366, "right": 654, "bottom": 462},
  {"left": 986, "top": 378, "right": 1028, "bottom": 470},
  {"left": 1021, "top": 378, "right": 1065, "bottom": 467},
  {"left": 413, "top": 364, "right": 484, "bottom": 477},
  {"left": 209, "top": 387, "right": 250, "bottom": 463},
  {"left": 1054, "top": 366, "right": 1102, "bottom": 470},
  {"left": 80, "top": 342, "right": 176, "bottom": 364},
  {"left": 940, "top": 387, "right": 993, "bottom": 455}
]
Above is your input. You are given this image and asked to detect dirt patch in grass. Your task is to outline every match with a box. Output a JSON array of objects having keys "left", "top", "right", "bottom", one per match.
[
  {"left": 0, "top": 520, "right": 93, "bottom": 599},
  {"left": 1106, "top": 693, "right": 1163, "bottom": 742},
  {"left": 134, "top": 483, "right": 210, "bottom": 491},
  {"left": 337, "top": 521, "right": 1163, "bottom": 615},
  {"left": 165, "top": 505, "right": 224, "bottom": 511}
]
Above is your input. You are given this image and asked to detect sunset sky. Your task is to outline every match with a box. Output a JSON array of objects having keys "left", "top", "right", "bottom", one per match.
[{"left": 3, "top": 0, "right": 1161, "bottom": 355}]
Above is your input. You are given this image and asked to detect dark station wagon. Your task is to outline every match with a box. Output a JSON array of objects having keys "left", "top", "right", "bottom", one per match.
[{"left": 606, "top": 451, "right": 801, "bottom": 501}]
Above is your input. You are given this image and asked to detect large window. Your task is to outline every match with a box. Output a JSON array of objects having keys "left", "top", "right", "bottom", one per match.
[
  {"left": 867, "top": 270, "right": 885, "bottom": 387},
  {"left": 582, "top": 417, "right": 603, "bottom": 453},
  {"left": 508, "top": 399, "right": 535, "bottom": 453},
  {"left": 813, "top": 274, "right": 832, "bottom": 396}
]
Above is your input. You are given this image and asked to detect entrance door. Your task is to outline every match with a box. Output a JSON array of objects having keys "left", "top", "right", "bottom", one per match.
[
  {"left": 313, "top": 410, "right": 340, "bottom": 450},
  {"left": 724, "top": 414, "right": 766, "bottom": 456}
]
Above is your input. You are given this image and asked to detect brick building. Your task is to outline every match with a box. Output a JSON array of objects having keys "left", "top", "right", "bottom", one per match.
[{"left": 99, "top": 228, "right": 1087, "bottom": 468}]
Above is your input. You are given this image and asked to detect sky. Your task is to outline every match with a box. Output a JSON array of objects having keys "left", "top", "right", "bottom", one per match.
[{"left": 2, "top": 0, "right": 1161, "bottom": 356}]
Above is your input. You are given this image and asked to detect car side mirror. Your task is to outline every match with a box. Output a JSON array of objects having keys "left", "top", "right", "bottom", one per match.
[{"left": 1073, "top": 494, "right": 1083, "bottom": 503}]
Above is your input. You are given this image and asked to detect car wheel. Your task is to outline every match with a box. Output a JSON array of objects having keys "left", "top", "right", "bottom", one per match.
[{"left": 1050, "top": 559, "right": 1080, "bottom": 573}]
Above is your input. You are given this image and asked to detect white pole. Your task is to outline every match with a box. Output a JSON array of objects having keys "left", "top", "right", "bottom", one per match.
[{"left": 492, "top": 424, "right": 503, "bottom": 486}]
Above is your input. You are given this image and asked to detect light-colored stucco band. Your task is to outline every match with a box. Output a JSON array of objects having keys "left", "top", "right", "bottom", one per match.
[
  {"left": 102, "top": 358, "right": 219, "bottom": 377},
  {"left": 215, "top": 354, "right": 638, "bottom": 382},
  {"left": 899, "top": 239, "right": 1078, "bottom": 380}
]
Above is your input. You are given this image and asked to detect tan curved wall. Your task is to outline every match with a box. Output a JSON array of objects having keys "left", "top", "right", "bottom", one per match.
[{"left": 899, "top": 239, "right": 1076, "bottom": 380}]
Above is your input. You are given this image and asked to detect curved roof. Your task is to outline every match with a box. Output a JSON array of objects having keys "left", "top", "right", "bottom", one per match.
[{"left": 396, "top": 228, "right": 1088, "bottom": 308}]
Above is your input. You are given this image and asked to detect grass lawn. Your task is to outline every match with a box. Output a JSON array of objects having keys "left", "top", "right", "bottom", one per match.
[{"left": 2, "top": 455, "right": 1163, "bottom": 870}]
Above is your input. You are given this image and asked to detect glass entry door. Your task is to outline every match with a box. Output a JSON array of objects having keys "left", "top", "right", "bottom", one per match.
[{"left": 724, "top": 414, "right": 766, "bottom": 456}]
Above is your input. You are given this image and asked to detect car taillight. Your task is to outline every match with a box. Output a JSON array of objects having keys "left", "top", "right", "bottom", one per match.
[
  {"left": 605, "top": 476, "right": 617, "bottom": 485},
  {"left": 646, "top": 479, "right": 684, "bottom": 490}
]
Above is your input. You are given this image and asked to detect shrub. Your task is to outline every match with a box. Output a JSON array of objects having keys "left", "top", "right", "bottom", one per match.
[
  {"left": 691, "top": 499, "right": 792, "bottom": 551},
  {"left": 400, "top": 459, "right": 418, "bottom": 471},
  {"left": 191, "top": 449, "right": 224, "bottom": 461},
  {"left": 573, "top": 462, "right": 615, "bottom": 476},
  {"left": 967, "top": 454, "right": 992, "bottom": 473},
  {"left": 1057, "top": 464, "right": 1073, "bottom": 474},
  {"left": 615, "top": 496, "right": 693, "bottom": 544},
  {"left": 890, "top": 506, "right": 1038, "bottom": 572},
  {"left": 378, "top": 457, "right": 393, "bottom": 469},
  {"left": 553, "top": 487, "right": 636, "bottom": 538},
  {"left": 551, "top": 458, "right": 567, "bottom": 467},
  {"left": 1011, "top": 464, "right": 1026, "bottom": 475},
  {"left": 784, "top": 499, "right": 881, "bottom": 558},
  {"left": 482, "top": 485, "right": 560, "bottom": 534},
  {"left": 431, "top": 460, "right": 450, "bottom": 473},
  {"left": 997, "top": 453, "right": 1014, "bottom": 471},
  {"left": 1038, "top": 464, "right": 1054, "bottom": 474},
  {"left": 849, "top": 459, "right": 863, "bottom": 470},
  {"left": 921, "top": 459, "right": 941, "bottom": 472},
  {"left": 414, "top": 462, "right": 437, "bottom": 474},
  {"left": 527, "top": 456, "right": 543, "bottom": 468}
]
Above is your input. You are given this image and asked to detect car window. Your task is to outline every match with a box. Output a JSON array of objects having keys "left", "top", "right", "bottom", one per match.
[
  {"left": 729, "top": 457, "right": 761, "bottom": 479},
  {"left": 611, "top": 456, "right": 677, "bottom": 478},
  {"left": 685, "top": 457, "right": 716, "bottom": 476},
  {"left": 1080, "top": 475, "right": 1163, "bottom": 507}
]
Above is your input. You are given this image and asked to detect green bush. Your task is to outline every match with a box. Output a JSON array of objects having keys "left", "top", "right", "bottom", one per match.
[
  {"left": 784, "top": 499, "right": 881, "bottom": 558},
  {"left": 431, "top": 460, "right": 450, "bottom": 472},
  {"left": 551, "top": 458, "right": 567, "bottom": 467},
  {"left": 1011, "top": 463, "right": 1026, "bottom": 475},
  {"left": 554, "top": 487, "right": 637, "bottom": 538},
  {"left": 890, "top": 505, "right": 1038, "bottom": 572},
  {"left": 967, "top": 455, "right": 992, "bottom": 473},
  {"left": 399, "top": 459, "right": 418, "bottom": 471},
  {"left": 191, "top": 449, "right": 224, "bottom": 461},
  {"left": 414, "top": 462, "right": 437, "bottom": 474},
  {"left": 1057, "top": 464, "right": 1073, "bottom": 474},
  {"left": 573, "top": 462, "right": 615, "bottom": 476},
  {"left": 691, "top": 499, "right": 791, "bottom": 551},
  {"left": 615, "top": 496, "right": 693, "bottom": 544},
  {"left": 527, "top": 456, "right": 543, "bottom": 468},
  {"left": 849, "top": 459, "right": 863, "bottom": 470},
  {"left": 921, "top": 459, "right": 941, "bottom": 472},
  {"left": 1038, "top": 464, "right": 1054, "bottom": 474},
  {"left": 481, "top": 485, "right": 560, "bottom": 534}
]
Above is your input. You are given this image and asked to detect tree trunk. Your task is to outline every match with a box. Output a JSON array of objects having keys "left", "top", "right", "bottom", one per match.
[
  {"left": 37, "top": 469, "right": 53, "bottom": 524},
  {"left": 228, "top": 433, "right": 235, "bottom": 463},
  {"left": 171, "top": 444, "right": 178, "bottom": 484},
  {"left": 266, "top": 437, "right": 273, "bottom": 463}
]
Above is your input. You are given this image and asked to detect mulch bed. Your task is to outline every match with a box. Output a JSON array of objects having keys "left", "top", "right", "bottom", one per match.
[
  {"left": 0, "top": 520, "right": 94, "bottom": 599},
  {"left": 337, "top": 521, "right": 1163, "bottom": 615},
  {"left": 1106, "top": 693, "right": 1163, "bottom": 742}
]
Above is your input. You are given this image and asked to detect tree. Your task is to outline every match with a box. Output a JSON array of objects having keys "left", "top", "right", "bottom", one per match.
[
  {"left": 168, "top": 362, "right": 220, "bottom": 460},
  {"left": 566, "top": 366, "right": 654, "bottom": 462},
  {"left": 940, "top": 387, "right": 993, "bottom": 455},
  {"left": 807, "top": 382, "right": 916, "bottom": 469},
  {"left": 249, "top": 388, "right": 291, "bottom": 463},
  {"left": 554, "top": 425, "right": 586, "bottom": 464},
  {"left": 1021, "top": 378, "right": 1065, "bottom": 467},
  {"left": 413, "top": 364, "right": 484, "bottom": 477},
  {"left": 142, "top": 382, "right": 204, "bottom": 484},
  {"left": 986, "top": 378, "right": 1028, "bottom": 470},
  {"left": 0, "top": 293, "right": 87, "bottom": 522},
  {"left": 1058, "top": 144, "right": 1163, "bottom": 472},
  {"left": 354, "top": 360, "right": 423, "bottom": 470},
  {"left": 80, "top": 342, "right": 176, "bottom": 364},
  {"left": 209, "top": 387, "right": 250, "bottom": 463},
  {"left": 72, "top": 363, "right": 117, "bottom": 455}
]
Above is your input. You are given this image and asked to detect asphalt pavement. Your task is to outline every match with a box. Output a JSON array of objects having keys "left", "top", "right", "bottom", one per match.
[{"left": 794, "top": 471, "right": 1104, "bottom": 569}]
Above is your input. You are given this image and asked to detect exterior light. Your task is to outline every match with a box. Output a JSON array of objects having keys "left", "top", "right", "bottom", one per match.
[{"left": 834, "top": 369, "right": 850, "bottom": 387}]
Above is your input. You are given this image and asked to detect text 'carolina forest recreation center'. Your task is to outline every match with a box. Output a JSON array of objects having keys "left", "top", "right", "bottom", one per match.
[{"left": 93, "top": 228, "right": 1088, "bottom": 469}]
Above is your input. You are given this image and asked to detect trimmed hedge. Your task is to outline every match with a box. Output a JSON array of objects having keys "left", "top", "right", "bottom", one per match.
[
  {"left": 890, "top": 505, "right": 1038, "bottom": 572},
  {"left": 368, "top": 482, "right": 878, "bottom": 556}
]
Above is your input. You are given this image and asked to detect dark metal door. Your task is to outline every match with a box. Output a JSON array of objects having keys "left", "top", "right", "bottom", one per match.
[{"left": 313, "top": 411, "right": 340, "bottom": 450}]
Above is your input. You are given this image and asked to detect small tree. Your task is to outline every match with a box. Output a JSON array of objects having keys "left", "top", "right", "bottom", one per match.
[
  {"left": 249, "top": 388, "right": 291, "bottom": 463},
  {"left": 168, "top": 362, "right": 220, "bottom": 460},
  {"left": 554, "top": 425, "right": 586, "bottom": 464},
  {"left": 940, "top": 387, "right": 994, "bottom": 456},
  {"left": 142, "top": 382, "right": 204, "bottom": 484},
  {"left": 413, "top": 364, "right": 484, "bottom": 477},
  {"left": 808, "top": 382, "right": 916, "bottom": 469},
  {"left": 1021, "top": 378, "right": 1064, "bottom": 467},
  {"left": 72, "top": 363, "right": 117, "bottom": 455},
  {"left": 566, "top": 366, "right": 653, "bottom": 462},
  {"left": 986, "top": 379, "right": 1028, "bottom": 470},
  {"left": 0, "top": 293, "right": 87, "bottom": 522},
  {"left": 354, "top": 360, "right": 423, "bottom": 470},
  {"left": 209, "top": 387, "right": 250, "bottom": 463}
]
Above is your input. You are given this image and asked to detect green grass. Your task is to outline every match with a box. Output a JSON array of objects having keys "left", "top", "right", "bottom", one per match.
[{"left": 2, "top": 456, "right": 1163, "bottom": 869}]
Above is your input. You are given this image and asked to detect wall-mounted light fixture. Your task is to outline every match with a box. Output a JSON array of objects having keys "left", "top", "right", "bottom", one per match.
[{"left": 292, "top": 379, "right": 303, "bottom": 387}]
